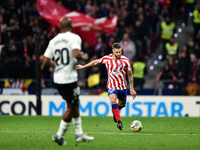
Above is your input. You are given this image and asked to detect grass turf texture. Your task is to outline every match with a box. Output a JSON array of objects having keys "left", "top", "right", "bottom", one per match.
[{"left": 0, "top": 116, "right": 200, "bottom": 150}]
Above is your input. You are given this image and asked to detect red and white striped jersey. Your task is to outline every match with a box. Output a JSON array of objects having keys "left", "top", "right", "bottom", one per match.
[{"left": 99, "top": 54, "right": 132, "bottom": 90}]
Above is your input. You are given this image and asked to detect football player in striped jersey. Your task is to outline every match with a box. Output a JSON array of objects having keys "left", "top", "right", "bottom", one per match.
[{"left": 76, "top": 42, "right": 137, "bottom": 130}]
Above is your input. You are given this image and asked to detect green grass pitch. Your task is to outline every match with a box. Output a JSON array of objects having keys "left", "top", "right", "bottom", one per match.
[{"left": 0, "top": 116, "right": 200, "bottom": 150}]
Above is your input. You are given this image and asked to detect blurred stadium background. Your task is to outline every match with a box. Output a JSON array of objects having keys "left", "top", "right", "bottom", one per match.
[
  {"left": 1, "top": 2, "right": 200, "bottom": 149},
  {"left": 0, "top": 0, "right": 200, "bottom": 95},
  {"left": 0, "top": 0, "right": 200, "bottom": 96}
]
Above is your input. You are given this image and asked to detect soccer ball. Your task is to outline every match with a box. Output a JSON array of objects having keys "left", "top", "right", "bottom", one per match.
[{"left": 130, "top": 120, "right": 142, "bottom": 132}]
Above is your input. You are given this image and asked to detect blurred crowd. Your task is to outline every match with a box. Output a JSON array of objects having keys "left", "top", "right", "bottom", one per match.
[
  {"left": 155, "top": 0, "right": 200, "bottom": 95},
  {"left": 0, "top": 0, "right": 198, "bottom": 93}
]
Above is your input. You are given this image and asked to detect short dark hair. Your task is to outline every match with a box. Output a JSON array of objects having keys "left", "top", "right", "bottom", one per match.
[
  {"left": 112, "top": 42, "right": 121, "bottom": 50},
  {"left": 60, "top": 17, "right": 72, "bottom": 31}
]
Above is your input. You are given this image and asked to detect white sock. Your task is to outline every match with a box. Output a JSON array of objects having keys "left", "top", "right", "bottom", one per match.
[
  {"left": 72, "top": 116, "right": 83, "bottom": 136},
  {"left": 57, "top": 120, "right": 70, "bottom": 139}
]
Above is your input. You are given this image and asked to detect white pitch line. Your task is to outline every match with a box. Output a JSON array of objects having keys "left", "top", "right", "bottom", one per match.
[
  {"left": 0, "top": 131, "right": 151, "bottom": 135},
  {"left": 0, "top": 131, "right": 199, "bottom": 135}
]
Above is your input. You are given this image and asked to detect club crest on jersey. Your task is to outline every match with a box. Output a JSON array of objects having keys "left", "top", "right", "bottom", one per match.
[
  {"left": 108, "top": 88, "right": 115, "bottom": 93},
  {"left": 119, "top": 63, "right": 122, "bottom": 67}
]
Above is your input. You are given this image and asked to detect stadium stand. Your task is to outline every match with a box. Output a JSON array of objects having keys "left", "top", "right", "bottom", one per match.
[{"left": 0, "top": 0, "right": 200, "bottom": 95}]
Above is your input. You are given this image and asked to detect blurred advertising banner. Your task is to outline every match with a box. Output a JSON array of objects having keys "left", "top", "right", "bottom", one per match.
[
  {"left": 0, "top": 95, "right": 200, "bottom": 117},
  {"left": 36, "top": 0, "right": 118, "bottom": 46}
]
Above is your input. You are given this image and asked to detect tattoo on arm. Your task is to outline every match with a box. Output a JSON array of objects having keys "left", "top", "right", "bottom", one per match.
[{"left": 128, "top": 70, "right": 134, "bottom": 88}]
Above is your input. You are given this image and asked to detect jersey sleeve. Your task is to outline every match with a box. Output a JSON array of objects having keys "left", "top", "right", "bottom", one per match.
[
  {"left": 44, "top": 41, "right": 54, "bottom": 59},
  {"left": 126, "top": 59, "right": 132, "bottom": 71},
  {"left": 98, "top": 56, "right": 107, "bottom": 64},
  {"left": 72, "top": 35, "right": 82, "bottom": 50}
]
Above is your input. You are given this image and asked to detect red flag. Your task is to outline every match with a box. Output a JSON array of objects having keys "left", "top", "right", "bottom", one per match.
[{"left": 36, "top": 0, "right": 117, "bottom": 46}]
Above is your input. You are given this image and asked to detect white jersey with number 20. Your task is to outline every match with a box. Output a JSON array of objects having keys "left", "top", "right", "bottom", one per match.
[{"left": 44, "top": 31, "right": 81, "bottom": 84}]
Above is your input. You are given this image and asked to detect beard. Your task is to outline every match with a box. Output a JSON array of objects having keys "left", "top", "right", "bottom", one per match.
[{"left": 114, "top": 54, "right": 121, "bottom": 59}]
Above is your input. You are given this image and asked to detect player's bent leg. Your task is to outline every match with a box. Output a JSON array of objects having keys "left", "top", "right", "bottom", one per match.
[
  {"left": 117, "top": 121, "right": 123, "bottom": 130},
  {"left": 113, "top": 114, "right": 117, "bottom": 123},
  {"left": 53, "top": 118, "right": 69, "bottom": 146},
  {"left": 109, "top": 94, "right": 118, "bottom": 104},
  {"left": 76, "top": 134, "right": 94, "bottom": 142},
  {"left": 109, "top": 94, "right": 121, "bottom": 121},
  {"left": 71, "top": 100, "right": 80, "bottom": 118},
  {"left": 52, "top": 135, "right": 67, "bottom": 146},
  {"left": 55, "top": 119, "right": 71, "bottom": 138},
  {"left": 118, "top": 99, "right": 126, "bottom": 110},
  {"left": 72, "top": 101, "right": 94, "bottom": 143},
  {"left": 53, "top": 102, "right": 74, "bottom": 146},
  {"left": 112, "top": 104, "right": 118, "bottom": 123},
  {"left": 116, "top": 100, "right": 126, "bottom": 130},
  {"left": 109, "top": 94, "right": 123, "bottom": 130}
]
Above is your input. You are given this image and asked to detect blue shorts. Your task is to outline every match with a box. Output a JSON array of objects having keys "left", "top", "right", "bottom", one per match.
[{"left": 107, "top": 88, "right": 127, "bottom": 101}]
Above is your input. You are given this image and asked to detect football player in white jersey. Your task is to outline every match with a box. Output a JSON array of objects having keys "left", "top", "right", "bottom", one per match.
[
  {"left": 76, "top": 43, "right": 137, "bottom": 130},
  {"left": 42, "top": 17, "right": 94, "bottom": 146}
]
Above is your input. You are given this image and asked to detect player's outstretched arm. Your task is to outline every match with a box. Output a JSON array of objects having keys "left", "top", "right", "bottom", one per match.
[
  {"left": 76, "top": 59, "right": 100, "bottom": 70},
  {"left": 128, "top": 70, "right": 137, "bottom": 100}
]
